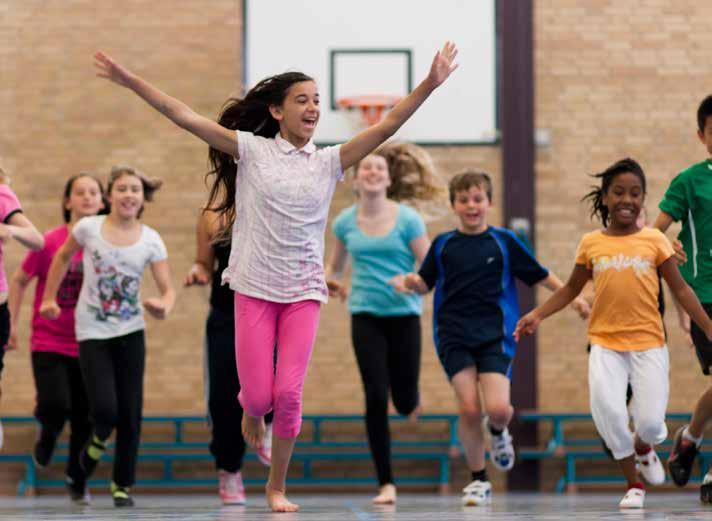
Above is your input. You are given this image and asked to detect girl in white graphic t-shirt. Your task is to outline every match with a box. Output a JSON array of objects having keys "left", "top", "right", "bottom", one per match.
[
  {"left": 93, "top": 43, "right": 457, "bottom": 512},
  {"left": 40, "top": 166, "right": 176, "bottom": 508}
]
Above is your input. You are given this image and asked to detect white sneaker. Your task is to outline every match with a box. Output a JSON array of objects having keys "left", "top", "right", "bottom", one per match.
[
  {"left": 619, "top": 487, "right": 645, "bottom": 509},
  {"left": 635, "top": 448, "right": 665, "bottom": 485},
  {"left": 461, "top": 480, "right": 491, "bottom": 506},
  {"left": 256, "top": 423, "right": 272, "bottom": 466},
  {"left": 489, "top": 425, "right": 515, "bottom": 471},
  {"left": 218, "top": 470, "right": 246, "bottom": 505}
]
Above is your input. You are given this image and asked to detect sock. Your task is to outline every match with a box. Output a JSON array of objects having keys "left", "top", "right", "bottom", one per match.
[
  {"left": 683, "top": 426, "right": 703, "bottom": 448},
  {"left": 87, "top": 435, "right": 107, "bottom": 460},
  {"left": 471, "top": 469, "right": 489, "bottom": 482},
  {"left": 628, "top": 481, "right": 644, "bottom": 490},
  {"left": 634, "top": 445, "right": 652, "bottom": 456},
  {"left": 487, "top": 421, "right": 504, "bottom": 437}
]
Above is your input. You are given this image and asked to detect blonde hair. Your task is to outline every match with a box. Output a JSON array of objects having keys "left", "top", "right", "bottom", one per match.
[{"left": 355, "top": 142, "right": 447, "bottom": 222}]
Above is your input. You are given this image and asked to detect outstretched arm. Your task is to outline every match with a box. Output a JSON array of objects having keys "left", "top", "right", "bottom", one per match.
[
  {"left": 515, "top": 264, "right": 590, "bottom": 340},
  {"left": 94, "top": 51, "right": 238, "bottom": 157},
  {"left": 659, "top": 257, "right": 712, "bottom": 340},
  {"left": 339, "top": 42, "right": 458, "bottom": 170}
]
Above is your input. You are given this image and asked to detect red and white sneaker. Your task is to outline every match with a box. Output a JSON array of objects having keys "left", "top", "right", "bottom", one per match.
[
  {"left": 635, "top": 447, "right": 665, "bottom": 485},
  {"left": 256, "top": 423, "right": 272, "bottom": 466},
  {"left": 218, "top": 470, "right": 246, "bottom": 505}
]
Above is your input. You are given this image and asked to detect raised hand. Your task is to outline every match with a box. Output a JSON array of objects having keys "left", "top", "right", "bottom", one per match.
[
  {"left": 427, "top": 41, "right": 459, "bottom": 88},
  {"left": 39, "top": 300, "right": 61, "bottom": 320},
  {"left": 94, "top": 51, "right": 135, "bottom": 88},
  {"left": 514, "top": 311, "right": 542, "bottom": 342},
  {"left": 184, "top": 263, "right": 211, "bottom": 286},
  {"left": 326, "top": 280, "right": 348, "bottom": 302},
  {"left": 143, "top": 297, "right": 168, "bottom": 320}
]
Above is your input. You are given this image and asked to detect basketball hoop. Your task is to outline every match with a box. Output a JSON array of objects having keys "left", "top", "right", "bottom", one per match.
[{"left": 338, "top": 95, "right": 402, "bottom": 127}]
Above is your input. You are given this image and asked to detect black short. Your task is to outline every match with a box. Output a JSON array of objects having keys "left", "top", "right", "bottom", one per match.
[
  {"left": 0, "top": 303, "right": 9, "bottom": 375},
  {"left": 438, "top": 339, "right": 512, "bottom": 380},
  {"left": 691, "top": 303, "right": 712, "bottom": 375}
]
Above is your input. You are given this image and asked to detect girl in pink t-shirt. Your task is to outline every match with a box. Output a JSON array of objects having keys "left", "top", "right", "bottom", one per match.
[
  {"left": 93, "top": 42, "right": 457, "bottom": 512},
  {"left": 0, "top": 166, "right": 44, "bottom": 379},
  {"left": 7, "top": 173, "right": 105, "bottom": 505}
]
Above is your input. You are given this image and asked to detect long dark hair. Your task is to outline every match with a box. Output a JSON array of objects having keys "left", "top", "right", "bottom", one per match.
[
  {"left": 62, "top": 172, "right": 107, "bottom": 223},
  {"left": 205, "top": 72, "right": 314, "bottom": 242},
  {"left": 582, "top": 157, "right": 646, "bottom": 227}
]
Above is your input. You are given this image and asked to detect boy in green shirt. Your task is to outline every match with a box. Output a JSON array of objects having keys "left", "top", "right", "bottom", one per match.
[{"left": 655, "top": 94, "right": 712, "bottom": 502}]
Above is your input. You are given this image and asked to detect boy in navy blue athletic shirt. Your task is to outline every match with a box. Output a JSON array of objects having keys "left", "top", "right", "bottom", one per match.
[{"left": 398, "top": 171, "right": 589, "bottom": 506}]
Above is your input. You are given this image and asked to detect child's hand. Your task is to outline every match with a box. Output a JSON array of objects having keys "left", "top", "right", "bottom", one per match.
[
  {"left": 39, "top": 300, "right": 61, "bottom": 320},
  {"left": 571, "top": 297, "right": 591, "bottom": 320},
  {"left": 184, "top": 263, "right": 210, "bottom": 286},
  {"left": 672, "top": 239, "right": 687, "bottom": 265},
  {"left": 427, "top": 42, "right": 459, "bottom": 88},
  {"left": 514, "top": 312, "right": 541, "bottom": 341},
  {"left": 0, "top": 225, "right": 12, "bottom": 243},
  {"left": 388, "top": 274, "right": 413, "bottom": 294},
  {"left": 94, "top": 51, "right": 135, "bottom": 88},
  {"left": 6, "top": 326, "right": 17, "bottom": 351},
  {"left": 326, "top": 280, "right": 348, "bottom": 301},
  {"left": 143, "top": 297, "right": 168, "bottom": 320},
  {"left": 403, "top": 273, "right": 426, "bottom": 293}
]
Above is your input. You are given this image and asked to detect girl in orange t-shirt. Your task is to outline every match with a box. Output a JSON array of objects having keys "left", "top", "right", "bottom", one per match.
[{"left": 515, "top": 158, "right": 712, "bottom": 510}]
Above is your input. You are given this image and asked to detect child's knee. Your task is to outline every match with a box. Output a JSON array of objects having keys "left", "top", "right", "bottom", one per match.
[
  {"left": 239, "top": 389, "right": 273, "bottom": 418},
  {"left": 458, "top": 403, "right": 484, "bottom": 426},
  {"left": 485, "top": 404, "right": 513, "bottom": 427},
  {"left": 636, "top": 418, "right": 667, "bottom": 446}
]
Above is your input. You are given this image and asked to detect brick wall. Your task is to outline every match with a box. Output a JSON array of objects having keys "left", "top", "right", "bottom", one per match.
[{"left": 0, "top": 0, "right": 709, "bottom": 441}]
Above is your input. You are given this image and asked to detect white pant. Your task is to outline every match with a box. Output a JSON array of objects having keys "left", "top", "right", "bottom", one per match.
[{"left": 588, "top": 344, "right": 669, "bottom": 460}]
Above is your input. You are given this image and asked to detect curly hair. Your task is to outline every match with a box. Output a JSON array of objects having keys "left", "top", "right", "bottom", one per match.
[{"left": 582, "top": 157, "right": 646, "bottom": 227}]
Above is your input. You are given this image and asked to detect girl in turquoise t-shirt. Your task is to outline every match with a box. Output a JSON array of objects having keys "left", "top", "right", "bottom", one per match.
[{"left": 325, "top": 143, "right": 440, "bottom": 504}]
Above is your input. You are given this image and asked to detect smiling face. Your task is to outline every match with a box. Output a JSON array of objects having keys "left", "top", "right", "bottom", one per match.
[
  {"left": 602, "top": 172, "right": 644, "bottom": 231},
  {"left": 65, "top": 175, "right": 104, "bottom": 221},
  {"left": 108, "top": 173, "right": 144, "bottom": 220},
  {"left": 452, "top": 184, "right": 491, "bottom": 234},
  {"left": 353, "top": 154, "right": 390, "bottom": 197},
  {"left": 269, "top": 80, "right": 320, "bottom": 147}
]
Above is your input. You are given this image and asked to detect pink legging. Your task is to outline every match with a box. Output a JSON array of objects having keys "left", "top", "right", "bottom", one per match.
[{"left": 234, "top": 293, "right": 321, "bottom": 439}]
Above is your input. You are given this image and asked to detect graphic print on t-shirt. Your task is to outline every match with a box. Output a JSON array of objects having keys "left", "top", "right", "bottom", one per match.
[
  {"left": 591, "top": 254, "right": 652, "bottom": 277},
  {"left": 87, "top": 249, "right": 140, "bottom": 322},
  {"left": 57, "top": 258, "right": 83, "bottom": 309}
]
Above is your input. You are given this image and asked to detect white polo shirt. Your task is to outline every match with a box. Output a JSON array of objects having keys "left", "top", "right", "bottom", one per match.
[{"left": 222, "top": 130, "right": 343, "bottom": 303}]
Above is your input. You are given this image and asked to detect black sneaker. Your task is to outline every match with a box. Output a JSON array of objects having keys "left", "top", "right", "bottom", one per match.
[
  {"left": 111, "top": 482, "right": 134, "bottom": 507},
  {"left": 702, "top": 473, "right": 712, "bottom": 504},
  {"left": 33, "top": 427, "right": 58, "bottom": 468},
  {"left": 668, "top": 425, "right": 699, "bottom": 487},
  {"left": 65, "top": 473, "right": 91, "bottom": 505},
  {"left": 79, "top": 435, "right": 106, "bottom": 478}
]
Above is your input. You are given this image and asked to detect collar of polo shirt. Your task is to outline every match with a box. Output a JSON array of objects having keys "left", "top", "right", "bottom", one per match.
[{"left": 275, "top": 133, "right": 316, "bottom": 155}]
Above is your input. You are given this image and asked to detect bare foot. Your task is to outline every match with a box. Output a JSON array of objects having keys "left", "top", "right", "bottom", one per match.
[
  {"left": 242, "top": 414, "right": 265, "bottom": 449},
  {"left": 266, "top": 483, "right": 299, "bottom": 512},
  {"left": 372, "top": 483, "right": 397, "bottom": 504}
]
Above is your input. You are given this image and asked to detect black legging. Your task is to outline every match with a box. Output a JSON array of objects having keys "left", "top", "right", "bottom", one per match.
[
  {"left": 78, "top": 330, "right": 145, "bottom": 487},
  {"left": 351, "top": 313, "right": 421, "bottom": 486},
  {"left": 31, "top": 351, "right": 91, "bottom": 482},
  {"left": 205, "top": 306, "right": 273, "bottom": 473}
]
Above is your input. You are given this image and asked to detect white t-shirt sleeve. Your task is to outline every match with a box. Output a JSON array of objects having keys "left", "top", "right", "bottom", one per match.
[
  {"left": 236, "top": 130, "right": 257, "bottom": 163},
  {"left": 71, "top": 216, "right": 94, "bottom": 247},
  {"left": 327, "top": 144, "right": 344, "bottom": 181},
  {"left": 146, "top": 228, "right": 168, "bottom": 263}
]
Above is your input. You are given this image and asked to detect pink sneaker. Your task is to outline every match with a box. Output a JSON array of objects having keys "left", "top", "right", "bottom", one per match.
[
  {"left": 218, "top": 470, "right": 246, "bottom": 505},
  {"left": 256, "top": 423, "right": 272, "bottom": 466}
]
